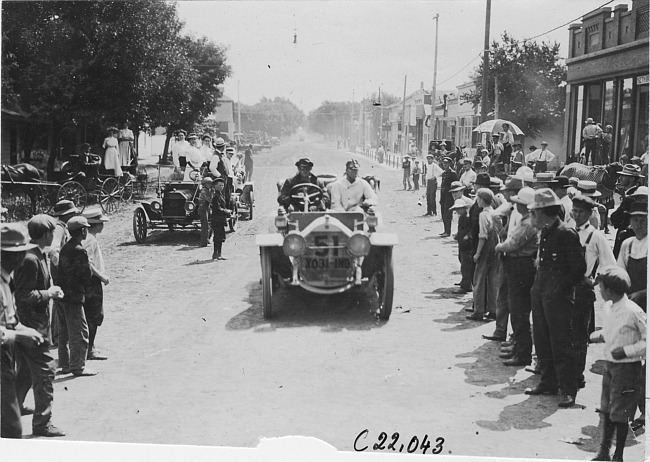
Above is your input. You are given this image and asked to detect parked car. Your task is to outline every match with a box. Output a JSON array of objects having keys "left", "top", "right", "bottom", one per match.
[
  {"left": 255, "top": 179, "right": 397, "bottom": 320},
  {"left": 133, "top": 178, "right": 237, "bottom": 243}
]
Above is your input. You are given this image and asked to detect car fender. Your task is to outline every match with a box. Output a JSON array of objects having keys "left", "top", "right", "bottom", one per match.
[
  {"left": 369, "top": 233, "right": 399, "bottom": 246},
  {"left": 133, "top": 203, "right": 150, "bottom": 224},
  {"left": 256, "top": 233, "right": 284, "bottom": 247}
]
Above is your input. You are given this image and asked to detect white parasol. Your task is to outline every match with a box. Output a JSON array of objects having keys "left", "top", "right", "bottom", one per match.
[{"left": 473, "top": 119, "right": 525, "bottom": 136}]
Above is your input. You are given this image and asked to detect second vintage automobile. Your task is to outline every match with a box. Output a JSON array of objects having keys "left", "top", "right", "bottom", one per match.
[
  {"left": 133, "top": 176, "right": 238, "bottom": 243},
  {"left": 255, "top": 179, "right": 397, "bottom": 320}
]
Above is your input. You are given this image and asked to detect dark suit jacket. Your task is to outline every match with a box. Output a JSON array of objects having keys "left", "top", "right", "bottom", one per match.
[{"left": 14, "top": 247, "right": 52, "bottom": 342}]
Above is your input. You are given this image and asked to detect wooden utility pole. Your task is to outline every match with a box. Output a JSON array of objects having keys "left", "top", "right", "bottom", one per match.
[
  {"left": 401, "top": 75, "right": 408, "bottom": 154},
  {"left": 480, "top": 0, "right": 492, "bottom": 123},
  {"left": 430, "top": 14, "right": 439, "bottom": 143},
  {"left": 237, "top": 80, "right": 242, "bottom": 136},
  {"left": 494, "top": 74, "right": 499, "bottom": 119}
]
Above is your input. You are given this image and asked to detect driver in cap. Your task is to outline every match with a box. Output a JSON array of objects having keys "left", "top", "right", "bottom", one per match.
[{"left": 277, "top": 158, "right": 330, "bottom": 211}]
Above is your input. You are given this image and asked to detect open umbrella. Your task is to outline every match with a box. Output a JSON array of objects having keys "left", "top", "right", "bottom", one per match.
[{"left": 473, "top": 119, "right": 524, "bottom": 136}]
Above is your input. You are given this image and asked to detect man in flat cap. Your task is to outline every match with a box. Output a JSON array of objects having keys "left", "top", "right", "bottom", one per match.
[
  {"left": 1, "top": 224, "right": 49, "bottom": 438},
  {"left": 57, "top": 216, "right": 95, "bottom": 377},
  {"left": 525, "top": 189, "right": 586, "bottom": 408},
  {"left": 278, "top": 158, "right": 329, "bottom": 212},
  {"left": 14, "top": 215, "right": 66, "bottom": 436},
  {"left": 330, "top": 160, "right": 377, "bottom": 212},
  {"left": 440, "top": 157, "right": 459, "bottom": 237}
]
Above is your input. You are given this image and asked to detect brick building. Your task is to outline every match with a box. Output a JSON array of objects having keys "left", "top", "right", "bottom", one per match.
[{"left": 564, "top": 0, "right": 649, "bottom": 162}]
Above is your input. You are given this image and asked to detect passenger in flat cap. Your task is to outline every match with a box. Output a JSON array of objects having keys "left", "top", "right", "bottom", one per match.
[
  {"left": 278, "top": 158, "right": 329, "bottom": 211},
  {"left": 330, "top": 159, "right": 377, "bottom": 212}
]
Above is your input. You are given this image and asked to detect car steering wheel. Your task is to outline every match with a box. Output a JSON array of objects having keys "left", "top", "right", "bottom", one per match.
[{"left": 290, "top": 183, "right": 324, "bottom": 212}]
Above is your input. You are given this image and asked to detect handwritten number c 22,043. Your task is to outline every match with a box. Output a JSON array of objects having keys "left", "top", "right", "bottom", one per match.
[{"left": 354, "top": 430, "right": 445, "bottom": 455}]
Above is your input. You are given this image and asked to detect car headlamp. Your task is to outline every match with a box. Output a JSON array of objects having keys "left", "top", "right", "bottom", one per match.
[
  {"left": 365, "top": 213, "right": 378, "bottom": 228},
  {"left": 283, "top": 232, "right": 306, "bottom": 257},
  {"left": 151, "top": 200, "right": 162, "bottom": 212},
  {"left": 184, "top": 201, "right": 195, "bottom": 213},
  {"left": 347, "top": 232, "right": 371, "bottom": 257},
  {"left": 275, "top": 215, "right": 288, "bottom": 229}
]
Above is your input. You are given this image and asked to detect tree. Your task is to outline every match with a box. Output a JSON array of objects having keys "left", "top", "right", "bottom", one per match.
[
  {"left": 239, "top": 97, "right": 304, "bottom": 136},
  {"left": 460, "top": 33, "right": 567, "bottom": 138},
  {"left": 1, "top": 0, "right": 230, "bottom": 164}
]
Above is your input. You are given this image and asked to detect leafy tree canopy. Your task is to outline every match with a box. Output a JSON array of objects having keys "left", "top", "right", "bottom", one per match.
[
  {"left": 239, "top": 97, "right": 304, "bottom": 137},
  {"left": 460, "top": 33, "right": 567, "bottom": 138},
  {"left": 2, "top": 0, "right": 231, "bottom": 153}
]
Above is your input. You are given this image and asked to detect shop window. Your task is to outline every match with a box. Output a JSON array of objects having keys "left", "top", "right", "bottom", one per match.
[
  {"left": 603, "top": 80, "right": 616, "bottom": 161},
  {"left": 586, "top": 83, "right": 603, "bottom": 122},
  {"left": 574, "top": 86, "right": 584, "bottom": 156},
  {"left": 634, "top": 84, "right": 648, "bottom": 156},
  {"left": 618, "top": 78, "right": 634, "bottom": 160}
]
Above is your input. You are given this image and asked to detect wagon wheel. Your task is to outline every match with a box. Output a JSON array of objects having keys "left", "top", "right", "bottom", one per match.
[
  {"left": 32, "top": 185, "right": 55, "bottom": 214},
  {"left": 260, "top": 247, "right": 274, "bottom": 319},
  {"left": 248, "top": 190, "right": 254, "bottom": 220},
  {"left": 228, "top": 201, "right": 238, "bottom": 232},
  {"left": 135, "top": 167, "right": 148, "bottom": 198},
  {"left": 133, "top": 208, "right": 148, "bottom": 243},
  {"left": 1, "top": 188, "right": 32, "bottom": 222},
  {"left": 57, "top": 180, "right": 87, "bottom": 212},
  {"left": 120, "top": 173, "right": 134, "bottom": 202},
  {"left": 99, "top": 177, "right": 120, "bottom": 213},
  {"left": 376, "top": 247, "right": 394, "bottom": 320}
]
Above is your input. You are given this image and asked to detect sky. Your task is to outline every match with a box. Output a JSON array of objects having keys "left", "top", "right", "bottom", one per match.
[{"left": 175, "top": 0, "right": 624, "bottom": 112}]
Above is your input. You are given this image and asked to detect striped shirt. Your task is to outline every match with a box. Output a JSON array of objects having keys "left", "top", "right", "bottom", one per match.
[{"left": 593, "top": 295, "right": 646, "bottom": 362}]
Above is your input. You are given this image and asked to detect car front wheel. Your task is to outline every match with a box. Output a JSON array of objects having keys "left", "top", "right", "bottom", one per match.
[{"left": 376, "top": 248, "right": 394, "bottom": 320}]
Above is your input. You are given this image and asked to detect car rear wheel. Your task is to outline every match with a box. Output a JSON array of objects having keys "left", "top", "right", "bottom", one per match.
[
  {"left": 261, "top": 247, "right": 273, "bottom": 319},
  {"left": 377, "top": 248, "right": 394, "bottom": 320},
  {"left": 248, "top": 191, "right": 254, "bottom": 220},
  {"left": 133, "top": 208, "right": 148, "bottom": 243}
]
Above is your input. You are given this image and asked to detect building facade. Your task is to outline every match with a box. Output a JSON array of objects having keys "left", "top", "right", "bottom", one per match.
[{"left": 564, "top": 0, "right": 649, "bottom": 162}]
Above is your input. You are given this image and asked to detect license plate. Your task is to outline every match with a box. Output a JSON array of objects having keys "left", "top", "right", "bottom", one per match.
[{"left": 302, "top": 257, "right": 353, "bottom": 270}]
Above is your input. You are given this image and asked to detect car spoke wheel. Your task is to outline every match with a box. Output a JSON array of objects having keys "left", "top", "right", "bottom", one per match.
[
  {"left": 120, "top": 173, "right": 134, "bottom": 202},
  {"left": 248, "top": 191, "right": 254, "bottom": 220},
  {"left": 376, "top": 248, "right": 394, "bottom": 320},
  {"left": 57, "top": 181, "right": 87, "bottom": 212},
  {"left": 100, "top": 177, "right": 120, "bottom": 213},
  {"left": 32, "top": 185, "right": 54, "bottom": 214},
  {"left": 1, "top": 188, "right": 32, "bottom": 222},
  {"left": 133, "top": 208, "right": 148, "bottom": 243},
  {"left": 229, "top": 201, "right": 238, "bottom": 232},
  {"left": 261, "top": 247, "right": 274, "bottom": 319}
]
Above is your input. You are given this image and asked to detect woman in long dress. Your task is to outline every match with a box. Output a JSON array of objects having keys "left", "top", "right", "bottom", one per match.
[
  {"left": 117, "top": 122, "right": 134, "bottom": 166},
  {"left": 103, "top": 127, "right": 122, "bottom": 176}
]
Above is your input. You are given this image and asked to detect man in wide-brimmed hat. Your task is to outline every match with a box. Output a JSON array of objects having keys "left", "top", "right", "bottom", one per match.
[
  {"left": 530, "top": 141, "right": 555, "bottom": 173},
  {"left": 490, "top": 187, "right": 538, "bottom": 366},
  {"left": 524, "top": 188, "right": 586, "bottom": 409},
  {"left": 278, "top": 158, "right": 329, "bottom": 212},
  {"left": 611, "top": 168, "right": 648, "bottom": 257},
  {"left": 616, "top": 163, "right": 645, "bottom": 198},
  {"left": 570, "top": 194, "right": 616, "bottom": 388},
  {"left": 439, "top": 156, "right": 459, "bottom": 237},
  {"left": 1, "top": 224, "right": 50, "bottom": 439},
  {"left": 582, "top": 118, "right": 602, "bottom": 166}
]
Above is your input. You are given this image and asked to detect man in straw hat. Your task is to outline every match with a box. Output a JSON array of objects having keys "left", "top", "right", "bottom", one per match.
[
  {"left": 81, "top": 208, "right": 110, "bottom": 361},
  {"left": 525, "top": 188, "right": 586, "bottom": 408},
  {"left": 531, "top": 141, "right": 555, "bottom": 173},
  {"left": 582, "top": 118, "right": 602, "bottom": 166},
  {"left": 570, "top": 195, "right": 616, "bottom": 391},
  {"left": 1, "top": 224, "right": 56, "bottom": 438},
  {"left": 57, "top": 216, "right": 96, "bottom": 377},
  {"left": 13, "top": 215, "right": 66, "bottom": 436},
  {"left": 491, "top": 187, "right": 538, "bottom": 365},
  {"left": 611, "top": 181, "right": 648, "bottom": 258}
]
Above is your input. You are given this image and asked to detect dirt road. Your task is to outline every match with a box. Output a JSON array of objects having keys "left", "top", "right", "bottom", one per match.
[{"left": 10, "top": 135, "right": 645, "bottom": 461}]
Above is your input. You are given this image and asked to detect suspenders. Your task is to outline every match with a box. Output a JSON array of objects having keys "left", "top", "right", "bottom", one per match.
[{"left": 582, "top": 226, "right": 599, "bottom": 279}]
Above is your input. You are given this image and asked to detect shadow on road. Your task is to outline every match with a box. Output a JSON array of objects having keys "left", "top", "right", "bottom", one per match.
[
  {"left": 226, "top": 282, "right": 387, "bottom": 331},
  {"left": 118, "top": 229, "right": 201, "bottom": 248}
]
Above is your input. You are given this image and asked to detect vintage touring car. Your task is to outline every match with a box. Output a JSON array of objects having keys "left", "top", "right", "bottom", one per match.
[
  {"left": 255, "top": 180, "right": 397, "bottom": 320},
  {"left": 132, "top": 179, "right": 237, "bottom": 243}
]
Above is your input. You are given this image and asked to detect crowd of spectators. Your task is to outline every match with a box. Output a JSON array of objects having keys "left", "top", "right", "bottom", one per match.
[{"left": 1, "top": 201, "right": 112, "bottom": 438}]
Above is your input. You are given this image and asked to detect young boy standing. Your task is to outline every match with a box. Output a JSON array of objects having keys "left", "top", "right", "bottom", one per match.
[
  {"left": 198, "top": 177, "right": 214, "bottom": 247},
  {"left": 590, "top": 266, "right": 646, "bottom": 461},
  {"left": 449, "top": 199, "right": 472, "bottom": 294},
  {"left": 210, "top": 177, "right": 231, "bottom": 260}
]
